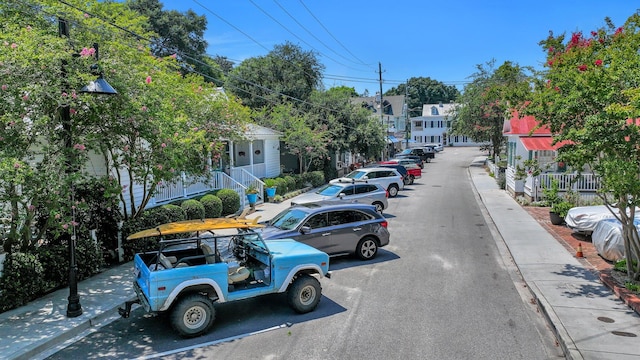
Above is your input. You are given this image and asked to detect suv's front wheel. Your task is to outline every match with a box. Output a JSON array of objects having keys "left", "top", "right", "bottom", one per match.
[{"left": 288, "top": 274, "right": 321, "bottom": 313}]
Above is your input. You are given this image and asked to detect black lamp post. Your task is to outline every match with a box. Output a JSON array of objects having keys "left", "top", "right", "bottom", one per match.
[{"left": 59, "top": 18, "right": 117, "bottom": 318}]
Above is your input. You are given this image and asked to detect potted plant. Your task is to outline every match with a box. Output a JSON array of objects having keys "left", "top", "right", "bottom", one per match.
[
  {"left": 246, "top": 184, "right": 258, "bottom": 206},
  {"left": 550, "top": 200, "right": 573, "bottom": 225},
  {"left": 264, "top": 178, "right": 277, "bottom": 199},
  {"left": 544, "top": 178, "right": 572, "bottom": 225}
]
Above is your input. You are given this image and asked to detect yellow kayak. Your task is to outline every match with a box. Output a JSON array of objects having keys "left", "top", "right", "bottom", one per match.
[{"left": 126, "top": 217, "right": 263, "bottom": 240}]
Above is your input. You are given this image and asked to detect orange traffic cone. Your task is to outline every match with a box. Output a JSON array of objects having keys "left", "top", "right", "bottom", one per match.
[{"left": 576, "top": 244, "right": 584, "bottom": 258}]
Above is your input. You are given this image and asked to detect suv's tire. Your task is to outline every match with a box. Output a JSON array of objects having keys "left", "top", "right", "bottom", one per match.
[
  {"left": 170, "top": 294, "right": 215, "bottom": 338},
  {"left": 372, "top": 201, "right": 384, "bottom": 214},
  {"left": 409, "top": 175, "right": 415, "bottom": 184},
  {"left": 356, "top": 236, "right": 379, "bottom": 260},
  {"left": 387, "top": 184, "right": 399, "bottom": 197},
  {"left": 287, "top": 274, "right": 321, "bottom": 313},
  {"left": 403, "top": 176, "right": 411, "bottom": 186}
]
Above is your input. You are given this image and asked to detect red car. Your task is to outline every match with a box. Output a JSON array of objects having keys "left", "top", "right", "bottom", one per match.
[{"left": 379, "top": 160, "right": 422, "bottom": 184}]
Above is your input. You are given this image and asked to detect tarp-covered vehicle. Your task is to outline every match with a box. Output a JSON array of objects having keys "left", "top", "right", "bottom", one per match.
[{"left": 119, "top": 217, "right": 330, "bottom": 337}]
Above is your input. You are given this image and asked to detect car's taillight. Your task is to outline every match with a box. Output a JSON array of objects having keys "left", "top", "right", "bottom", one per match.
[
  {"left": 380, "top": 220, "right": 388, "bottom": 228},
  {"left": 385, "top": 190, "right": 389, "bottom": 198}
]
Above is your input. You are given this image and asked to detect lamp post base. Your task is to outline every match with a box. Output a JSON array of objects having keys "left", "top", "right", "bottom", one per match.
[{"left": 66, "top": 295, "right": 83, "bottom": 317}]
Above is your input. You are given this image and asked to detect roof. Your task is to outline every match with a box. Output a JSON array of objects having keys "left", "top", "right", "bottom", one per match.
[
  {"left": 520, "top": 137, "right": 570, "bottom": 151},
  {"left": 503, "top": 112, "right": 551, "bottom": 135},
  {"left": 353, "top": 95, "right": 406, "bottom": 116}
]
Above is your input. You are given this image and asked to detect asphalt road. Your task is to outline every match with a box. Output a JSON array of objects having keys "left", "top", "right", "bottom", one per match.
[{"left": 47, "top": 147, "right": 562, "bottom": 360}]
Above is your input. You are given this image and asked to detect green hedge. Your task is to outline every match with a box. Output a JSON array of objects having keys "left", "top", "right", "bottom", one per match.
[
  {"left": 181, "top": 199, "right": 205, "bottom": 220},
  {"left": 216, "top": 189, "right": 240, "bottom": 216},
  {"left": 0, "top": 252, "right": 47, "bottom": 312},
  {"left": 200, "top": 194, "right": 223, "bottom": 218}
]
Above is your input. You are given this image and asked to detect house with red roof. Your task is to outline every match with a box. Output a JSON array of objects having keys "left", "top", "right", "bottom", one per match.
[{"left": 502, "top": 112, "right": 596, "bottom": 201}]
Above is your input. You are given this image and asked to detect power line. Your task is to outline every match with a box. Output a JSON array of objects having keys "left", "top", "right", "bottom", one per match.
[
  {"left": 271, "top": 0, "right": 369, "bottom": 68},
  {"left": 298, "top": 0, "right": 372, "bottom": 68}
]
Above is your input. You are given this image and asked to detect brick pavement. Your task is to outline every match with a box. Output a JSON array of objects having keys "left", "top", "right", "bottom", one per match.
[{"left": 523, "top": 206, "right": 640, "bottom": 315}]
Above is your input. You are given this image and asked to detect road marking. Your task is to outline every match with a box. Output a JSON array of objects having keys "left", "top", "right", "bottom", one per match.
[{"left": 130, "top": 323, "right": 292, "bottom": 360}]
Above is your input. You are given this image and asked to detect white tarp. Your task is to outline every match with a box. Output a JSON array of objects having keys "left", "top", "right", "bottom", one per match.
[
  {"left": 565, "top": 205, "right": 617, "bottom": 234},
  {"left": 591, "top": 219, "right": 628, "bottom": 261}
]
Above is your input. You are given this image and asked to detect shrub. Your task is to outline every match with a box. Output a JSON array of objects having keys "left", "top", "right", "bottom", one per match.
[
  {"left": 181, "top": 199, "right": 205, "bottom": 220},
  {"left": 284, "top": 176, "right": 296, "bottom": 192},
  {"left": 293, "top": 174, "right": 305, "bottom": 189},
  {"left": 0, "top": 252, "right": 47, "bottom": 312},
  {"left": 216, "top": 189, "right": 240, "bottom": 216},
  {"left": 121, "top": 204, "right": 186, "bottom": 260},
  {"left": 200, "top": 194, "right": 223, "bottom": 218},
  {"left": 307, "top": 171, "right": 325, "bottom": 187},
  {"left": 274, "top": 177, "right": 288, "bottom": 195},
  {"left": 74, "top": 177, "right": 123, "bottom": 265}
]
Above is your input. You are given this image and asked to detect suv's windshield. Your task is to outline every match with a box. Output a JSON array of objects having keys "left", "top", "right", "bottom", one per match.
[
  {"left": 316, "top": 184, "right": 344, "bottom": 196},
  {"left": 345, "top": 170, "right": 366, "bottom": 179},
  {"left": 270, "top": 208, "right": 308, "bottom": 230}
]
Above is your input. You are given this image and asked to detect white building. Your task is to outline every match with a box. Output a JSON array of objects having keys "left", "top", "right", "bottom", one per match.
[{"left": 410, "top": 102, "right": 482, "bottom": 147}]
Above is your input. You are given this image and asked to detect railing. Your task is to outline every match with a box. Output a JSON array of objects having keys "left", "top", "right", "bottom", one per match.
[
  {"left": 230, "top": 167, "right": 265, "bottom": 207},
  {"left": 151, "top": 168, "right": 265, "bottom": 209},
  {"left": 523, "top": 172, "right": 602, "bottom": 203}
]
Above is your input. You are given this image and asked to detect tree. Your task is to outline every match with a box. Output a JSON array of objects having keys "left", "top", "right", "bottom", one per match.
[
  {"left": 450, "top": 60, "right": 531, "bottom": 160},
  {"left": 256, "top": 103, "right": 328, "bottom": 173},
  {"left": 385, "top": 77, "right": 460, "bottom": 116},
  {"left": 524, "top": 13, "right": 640, "bottom": 281},
  {"left": 225, "top": 42, "right": 325, "bottom": 110},
  {"left": 125, "top": 0, "right": 223, "bottom": 82},
  {"left": 0, "top": 0, "right": 251, "bottom": 255}
]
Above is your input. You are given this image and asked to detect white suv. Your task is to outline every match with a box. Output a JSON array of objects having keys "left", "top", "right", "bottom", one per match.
[{"left": 330, "top": 167, "right": 404, "bottom": 197}]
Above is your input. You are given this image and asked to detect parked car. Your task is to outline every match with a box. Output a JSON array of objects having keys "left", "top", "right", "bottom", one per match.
[
  {"left": 425, "top": 143, "right": 444, "bottom": 152},
  {"left": 397, "top": 147, "right": 435, "bottom": 163},
  {"left": 391, "top": 155, "right": 423, "bottom": 169},
  {"left": 290, "top": 182, "right": 388, "bottom": 213},
  {"left": 259, "top": 203, "right": 390, "bottom": 260},
  {"left": 591, "top": 218, "right": 640, "bottom": 261},
  {"left": 379, "top": 160, "right": 422, "bottom": 184},
  {"left": 365, "top": 162, "right": 409, "bottom": 186},
  {"left": 119, "top": 218, "right": 330, "bottom": 338},
  {"left": 330, "top": 167, "right": 404, "bottom": 197},
  {"left": 564, "top": 205, "right": 640, "bottom": 234}
]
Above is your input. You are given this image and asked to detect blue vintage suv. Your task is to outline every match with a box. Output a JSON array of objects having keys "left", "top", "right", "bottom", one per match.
[{"left": 119, "top": 217, "right": 330, "bottom": 337}]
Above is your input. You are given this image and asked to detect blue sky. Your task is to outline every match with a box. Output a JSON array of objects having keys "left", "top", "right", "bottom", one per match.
[{"left": 159, "top": 0, "right": 639, "bottom": 95}]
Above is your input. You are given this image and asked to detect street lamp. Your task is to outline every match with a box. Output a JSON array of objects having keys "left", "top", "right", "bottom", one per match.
[{"left": 59, "top": 18, "right": 117, "bottom": 318}]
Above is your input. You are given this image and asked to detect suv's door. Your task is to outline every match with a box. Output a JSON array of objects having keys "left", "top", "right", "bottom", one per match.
[
  {"left": 326, "top": 210, "right": 371, "bottom": 254},
  {"left": 296, "top": 212, "right": 332, "bottom": 252}
]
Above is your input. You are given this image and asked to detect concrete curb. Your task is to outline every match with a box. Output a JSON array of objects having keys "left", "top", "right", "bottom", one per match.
[
  {"left": 527, "top": 283, "right": 583, "bottom": 360},
  {"left": 600, "top": 270, "right": 640, "bottom": 316}
]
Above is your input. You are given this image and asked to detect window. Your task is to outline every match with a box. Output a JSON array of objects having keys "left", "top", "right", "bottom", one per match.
[
  {"left": 356, "top": 184, "right": 378, "bottom": 194},
  {"left": 328, "top": 210, "right": 371, "bottom": 226},
  {"left": 431, "top": 106, "right": 439, "bottom": 115},
  {"left": 305, "top": 213, "right": 328, "bottom": 229}
]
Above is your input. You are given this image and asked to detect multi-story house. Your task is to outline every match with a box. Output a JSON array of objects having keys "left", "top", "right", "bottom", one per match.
[{"left": 410, "top": 102, "right": 482, "bottom": 147}]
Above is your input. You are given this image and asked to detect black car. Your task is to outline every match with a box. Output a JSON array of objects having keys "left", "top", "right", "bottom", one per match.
[{"left": 397, "top": 147, "right": 435, "bottom": 163}]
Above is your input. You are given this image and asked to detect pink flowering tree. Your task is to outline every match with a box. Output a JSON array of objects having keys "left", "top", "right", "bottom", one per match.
[
  {"left": 0, "top": 0, "right": 252, "bottom": 256},
  {"left": 524, "top": 13, "right": 640, "bottom": 281},
  {"left": 451, "top": 60, "right": 532, "bottom": 161}
]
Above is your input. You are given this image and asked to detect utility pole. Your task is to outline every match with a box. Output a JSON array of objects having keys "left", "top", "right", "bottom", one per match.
[
  {"left": 379, "top": 62, "right": 385, "bottom": 160},
  {"left": 405, "top": 80, "right": 409, "bottom": 149}
]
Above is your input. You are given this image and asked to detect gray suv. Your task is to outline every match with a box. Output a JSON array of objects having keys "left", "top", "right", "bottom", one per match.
[
  {"left": 259, "top": 203, "right": 390, "bottom": 260},
  {"left": 291, "top": 182, "right": 388, "bottom": 213}
]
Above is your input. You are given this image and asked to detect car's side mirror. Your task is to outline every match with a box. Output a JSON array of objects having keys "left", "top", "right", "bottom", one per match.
[
  {"left": 338, "top": 192, "right": 346, "bottom": 199},
  {"left": 300, "top": 226, "right": 311, "bottom": 234}
]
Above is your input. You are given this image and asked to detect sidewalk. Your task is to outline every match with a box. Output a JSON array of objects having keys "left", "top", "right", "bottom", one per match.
[
  {"left": 1, "top": 160, "right": 639, "bottom": 359},
  {"left": 469, "top": 157, "right": 640, "bottom": 360},
  {"left": 0, "top": 201, "right": 290, "bottom": 360}
]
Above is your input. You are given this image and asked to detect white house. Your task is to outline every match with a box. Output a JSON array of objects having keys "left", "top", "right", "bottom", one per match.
[
  {"left": 502, "top": 112, "right": 599, "bottom": 202},
  {"left": 410, "top": 102, "right": 483, "bottom": 147}
]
